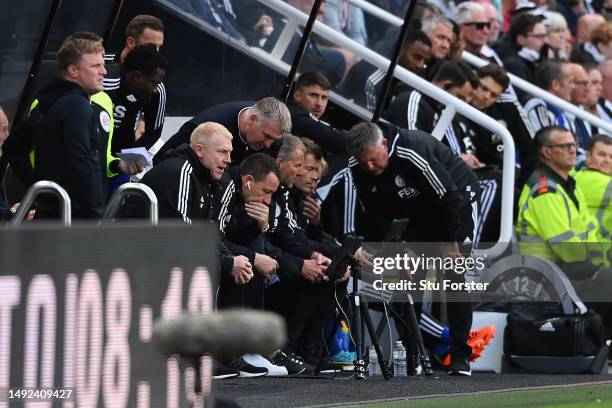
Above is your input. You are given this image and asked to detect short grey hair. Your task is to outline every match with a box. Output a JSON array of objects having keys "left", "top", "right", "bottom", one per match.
[
  {"left": 543, "top": 11, "right": 568, "bottom": 32},
  {"left": 251, "top": 97, "right": 292, "bottom": 134},
  {"left": 278, "top": 134, "right": 306, "bottom": 160},
  {"left": 454, "top": 2, "right": 485, "bottom": 25},
  {"left": 422, "top": 14, "right": 453, "bottom": 35},
  {"left": 346, "top": 123, "right": 383, "bottom": 157}
]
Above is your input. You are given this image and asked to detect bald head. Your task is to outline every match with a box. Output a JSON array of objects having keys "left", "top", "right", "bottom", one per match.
[
  {"left": 190, "top": 122, "right": 233, "bottom": 180},
  {"left": 568, "top": 63, "right": 589, "bottom": 105},
  {"left": 577, "top": 14, "right": 606, "bottom": 44}
]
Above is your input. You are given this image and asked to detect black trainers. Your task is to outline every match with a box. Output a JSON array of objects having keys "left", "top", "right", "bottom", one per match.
[
  {"left": 270, "top": 350, "right": 306, "bottom": 375},
  {"left": 213, "top": 361, "right": 240, "bottom": 379},
  {"left": 225, "top": 357, "right": 268, "bottom": 378},
  {"left": 447, "top": 356, "right": 471, "bottom": 376}
]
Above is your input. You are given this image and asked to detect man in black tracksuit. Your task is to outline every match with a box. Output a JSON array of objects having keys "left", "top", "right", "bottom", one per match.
[
  {"left": 105, "top": 44, "right": 167, "bottom": 153},
  {"left": 214, "top": 156, "right": 281, "bottom": 309},
  {"left": 120, "top": 122, "right": 249, "bottom": 281},
  {"left": 103, "top": 14, "right": 167, "bottom": 152},
  {"left": 154, "top": 97, "right": 291, "bottom": 165},
  {"left": 347, "top": 122, "right": 480, "bottom": 376}
]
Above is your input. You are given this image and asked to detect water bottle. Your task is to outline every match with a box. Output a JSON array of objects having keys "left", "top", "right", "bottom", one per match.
[
  {"left": 368, "top": 345, "right": 380, "bottom": 376},
  {"left": 393, "top": 341, "right": 407, "bottom": 377}
]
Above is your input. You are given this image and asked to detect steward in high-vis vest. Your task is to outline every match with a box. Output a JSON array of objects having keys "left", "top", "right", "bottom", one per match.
[
  {"left": 574, "top": 135, "right": 612, "bottom": 241},
  {"left": 516, "top": 126, "right": 609, "bottom": 279}
]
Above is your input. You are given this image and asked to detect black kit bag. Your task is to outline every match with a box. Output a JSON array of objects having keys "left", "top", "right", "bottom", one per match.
[{"left": 505, "top": 304, "right": 606, "bottom": 357}]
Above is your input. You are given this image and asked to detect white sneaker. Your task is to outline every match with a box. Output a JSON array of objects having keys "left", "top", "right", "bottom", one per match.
[{"left": 243, "top": 354, "right": 289, "bottom": 376}]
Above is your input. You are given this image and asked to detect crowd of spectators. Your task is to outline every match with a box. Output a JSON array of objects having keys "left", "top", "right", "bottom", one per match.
[{"left": 1, "top": 0, "right": 611, "bottom": 379}]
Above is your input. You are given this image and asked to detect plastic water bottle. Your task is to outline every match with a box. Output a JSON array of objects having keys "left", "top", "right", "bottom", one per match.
[
  {"left": 368, "top": 345, "right": 380, "bottom": 376},
  {"left": 393, "top": 341, "right": 407, "bottom": 377}
]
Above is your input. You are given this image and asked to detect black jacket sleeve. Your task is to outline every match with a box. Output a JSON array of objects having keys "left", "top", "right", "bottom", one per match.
[
  {"left": 290, "top": 108, "right": 346, "bottom": 153},
  {"left": 3, "top": 117, "right": 36, "bottom": 188},
  {"left": 136, "top": 83, "right": 166, "bottom": 150}
]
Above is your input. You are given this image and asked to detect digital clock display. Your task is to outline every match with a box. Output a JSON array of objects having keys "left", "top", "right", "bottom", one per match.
[{"left": 0, "top": 222, "right": 219, "bottom": 407}]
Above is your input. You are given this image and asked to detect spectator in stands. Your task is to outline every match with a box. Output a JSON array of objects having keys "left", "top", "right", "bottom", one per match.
[
  {"left": 481, "top": 2, "right": 502, "bottom": 46},
  {"left": 605, "top": 0, "right": 612, "bottom": 20},
  {"left": 556, "top": 0, "right": 590, "bottom": 36},
  {"left": 290, "top": 72, "right": 346, "bottom": 153},
  {"left": 503, "top": 13, "right": 548, "bottom": 103},
  {"left": 575, "top": 13, "right": 606, "bottom": 45},
  {"left": 7, "top": 33, "right": 107, "bottom": 219},
  {"left": 106, "top": 44, "right": 167, "bottom": 153},
  {"left": 585, "top": 64, "right": 604, "bottom": 119},
  {"left": 455, "top": 2, "right": 504, "bottom": 64},
  {"left": 231, "top": 0, "right": 276, "bottom": 46},
  {"left": 155, "top": 97, "right": 292, "bottom": 165},
  {"left": 262, "top": 0, "right": 355, "bottom": 86},
  {"left": 323, "top": 0, "right": 368, "bottom": 45},
  {"left": 525, "top": 61, "right": 575, "bottom": 132},
  {"left": 571, "top": 20, "right": 612, "bottom": 63},
  {"left": 104, "top": 15, "right": 167, "bottom": 151},
  {"left": 516, "top": 126, "right": 608, "bottom": 279},
  {"left": 422, "top": 14, "right": 455, "bottom": 62},
  {"left": 543, "top": 11, "right": 571, "bottom": 60},
  {"left": 190, "top": 0, "right": 247, "bottom": 43},
  {"left": 597, "top": 59, "right": 612, "bottom": 123},
  {"left": 567, "top": 63, "right": 595, "bottom": 159},
  {"left": 342, "top": 29, "right": 432, "bottom": 111},
  {"left": 469, "top": 64, "right": 537, "bottom": 186}
]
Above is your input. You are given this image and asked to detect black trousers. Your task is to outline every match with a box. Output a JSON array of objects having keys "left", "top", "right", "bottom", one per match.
[
  {"left": 265, "top": 275, "right": 336, "bottom": 355},
  {"left": 396, "top": 201, "right": 478, "bottom": 360}
]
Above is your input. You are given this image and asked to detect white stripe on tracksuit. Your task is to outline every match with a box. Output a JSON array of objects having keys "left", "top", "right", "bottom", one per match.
[
  {"left": 396, "top": 147, "right": 446, "bottom": 198},
  {"left": 177, "top": 162, "right": 193, "bottom": 224},
  {"left": 476, "top": 179, "right": 497, "bottom": 244}
]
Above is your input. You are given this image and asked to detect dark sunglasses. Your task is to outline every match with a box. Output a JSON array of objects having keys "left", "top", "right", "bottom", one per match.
[{"left": 464, "top": 21, "right": 491, "bottom": 30}]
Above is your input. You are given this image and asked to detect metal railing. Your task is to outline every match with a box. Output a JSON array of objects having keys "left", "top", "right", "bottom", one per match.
[
  {"left": 258, "top": 0, "right": 514, "bottom": 257},
  {"left": 345, "top": 0, "right": 612, "bottom": 135},
  {"left": 10, "top": 180, "right": 71, "bottom": 226},
  {"left": 101, "top": 183, "right": 159, "bottom": 225}
]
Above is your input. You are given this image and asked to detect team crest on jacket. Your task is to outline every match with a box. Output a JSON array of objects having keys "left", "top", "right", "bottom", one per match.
[
  {"left": 99, "top": 111, "right": 111, "bottom": 133},
  {"left": 395, "top": 175, "right": 406, "bottom": 187}
]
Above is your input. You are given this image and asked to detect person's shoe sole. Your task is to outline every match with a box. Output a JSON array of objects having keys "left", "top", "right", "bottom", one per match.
[
  {"left": 238, "top": 370, "right": 268, "bottom": 378},
  {"left": 448, "top": 369, "right": 472, "bottom": 376},
  {"left": 213, "top": 373, "right": 239, "bottom": 380}
]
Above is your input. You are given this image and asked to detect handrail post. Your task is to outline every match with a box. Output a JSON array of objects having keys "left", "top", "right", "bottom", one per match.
[
  {"left": 431, "top": 106, "right": 456, "bottom": 141},
  {"left": 10, "top": 180, "right": 71, "bottom": 226},
  {"left": 101, "top": 183, "right": 159, "bottom": 225}
]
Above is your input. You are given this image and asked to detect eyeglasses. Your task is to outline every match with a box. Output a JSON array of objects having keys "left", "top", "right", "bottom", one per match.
[
  {"left": 546, "top": 142, "right": 577, "bottom": 150},
  {"left": 527, "top": 33, "right": 548, "bottom": 38},
  {"left": 463, "top": 21, "right": 491, "bottom": 30}
]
